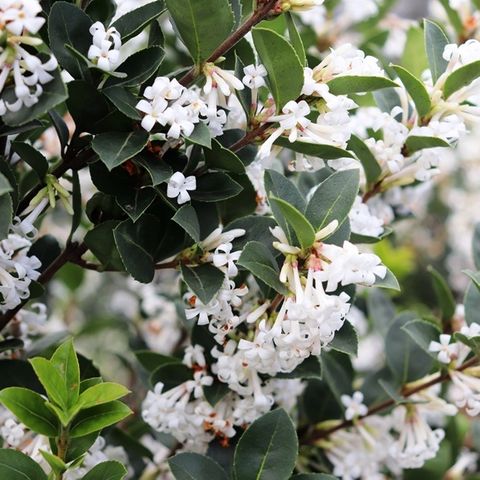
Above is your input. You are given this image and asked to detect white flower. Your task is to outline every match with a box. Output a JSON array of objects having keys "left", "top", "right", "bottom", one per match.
[
  {"left": 429, "top": 334, "right": 458, "bottom": 364},
  {"left": 212, "top": 243, "right": 241, "bottom": 278},
  {"left": 341, "top": 391, "right": 368, "bottom": 420},
  {"left": 87, "top": 22, "right": 122, "bottom": 72},
  {"left": 1, "top": 418, "right": 25, "bottom": 447},
  {"left": 242, "top": 64, "right": 267, "bottom": 89},
  {"left": 349, "top": 196, "right": 384, "bottom": 237},
  {"left": 1, "top": 0, "right": 45, "bottom": 35},
  {"left": 166, "top": 172, "right": 196, "bottom": 204}
]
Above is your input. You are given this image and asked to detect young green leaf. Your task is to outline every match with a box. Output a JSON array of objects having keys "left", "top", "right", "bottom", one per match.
[
  {"left": 0, "top": 387, "right": 59, "bottom": 436},
  {"left": 305, "top": 169, "right": 360, "bottom": 230},
  {"left": 50, "top": 339, "right": 81, "bottom": 408},
  {"left": 29, "top": 357, "right": 69, "bottom": 409},
  {"left": 78, "top": 382, "right": 130, "bottom": 410},
  {"left": 233, "top": 409, "right": 298, "bottom": 480},
  {"left": 424, "top": 19, "right": 449, "bottom": 84},
  {"left": 392, "top": 65, "right": 432, "bottom": 118},
  {"left": 269, "top": 196, "right": 316, "bottom": 249},
  {"left": 181, "top": 264, "right": 225, "bottom": 305},
  {"left": 190, "top": 172, "right": 243, "bottom": 202},
  {"left": 0, "top": 449, "right": 48, "bottom": 480},
  {"left": 169, "top": 452, "right": 228, "bottom": 480},
  {"left": 40, "top": 450, "right": 67, "bottom": 476},
  {"left": 92, "top": 131, "right": 149, "bottom": 171},
  {"left": 69, "top": 401, "right": 132, "bottom": 437},
  {"left": 252, "top": 27, "right": 304, "bottom": 111},
  {"left": 238, "top": 241, "right": 289, "bottom": 295},
  {"left": 165, "top": 0, "right": 234, "bottom": 64},
  {"left": 81, "top": 460, "right": 128, "bottom": 480}
]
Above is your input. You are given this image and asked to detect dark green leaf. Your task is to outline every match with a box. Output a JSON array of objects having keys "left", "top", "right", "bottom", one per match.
[
  {"left": 81, "top": 460, "right": 128, "bottom": 480},
  {"left": 286, "top": 13, "right": 306, "bottom": 67},
  {"left": 116, "top": 187, "right": 156, "bottom": 222},
  {"left": 204, "top": 139, "right": 245, "bottom": 174},
  {"left": 0, "top": 194, "right": 13, "bottom": 240},
  {"left": 181, "top": 263, "right": 225, "bottom": 304},
  {"left": 233, "top": 409, "right": 298, "bottom": 480},
  {"left": 92, "top": 131, "right": 149, "bottom": 171},
  {"left": 274, "top": 137, "right": 353, "bottom": 159},
  {"left": 237, "top": 241, "right": 289, "bottom": 295},
  {"left": 204, "top": 381, "right": 229, "bottom": 407},
  {"left": 173, "top": 205, "right": 201, "bottom": 242},
  {"left": 329, "top": 321, "right": 358, "bottom": 356},
  {"left": 150, "top": 363, "right": 193, "bottom": 391},
  {"left": 112, "top": 1, "right": 165, "bottom": 42},
  {"left": 48, "top": 2, "right": 93, "bottom": 78},
  {"left": 135, "top": 153, "right": 172, "bottom": 186},
  {"left": 404, "top": 135, "right": 449, "bottom": 154},
  {"left": 305, "top": 169, "right": 360, "bottom": 230},
  {"left": 347, "top": 135, "right": 381, "bottom": 185},
  {"left": 186, "top": 122, "right": 212, "bottom": 149},
  {"left": 401, "top": 319, "right": 441, "bottom": 356},
  {"left": 169, "top": 452, "right": 228, "bottom": 480},
  {"left": 191, "top": 173, "right": 242, "bottom": 202},
  {"left": 12, "top": 142, "right": 49, "bottom": 181},
  {"left": 443, "top": 60, "right": 480, "bottom": 98},
  {"left": 252, "top": 27, "right": 304, "bottom": 110},
  {"left": 103, "top": 87, "right": 142, "bottom": 120},
  {"left": 165, "top": 0, "right": 234, "bottom": 64}
]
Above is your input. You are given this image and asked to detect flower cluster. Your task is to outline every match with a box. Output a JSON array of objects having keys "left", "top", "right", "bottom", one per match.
[
  {"left": 0, "top": 0, "right": 57, "bottom": 114},
  {"left": 87, "top": 22, "right": 122, "bottom": 72}
]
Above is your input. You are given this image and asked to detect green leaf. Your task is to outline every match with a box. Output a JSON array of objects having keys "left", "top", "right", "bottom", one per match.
[
  {"left": 276, "top": 356, "right": 321, "bottom": 380},
  {"left": 12, "top": 142, "right": 49, "bottom": 181},
  {"left": 401, "top": 26, "right": 429, "bottom": 78},
  {"left": 203, "top": 381, "right": 229, "bottom": 407},
  {"left": 329, "top": 321, "right": 358, "bottom": 356},
  {"left": 0, "top": 172, "right": 13, "bottom": 197},
  {"left": 85, "top": 0, "right": 115, "bottom": 23},
  {"left": 374, "top": 268, "right": 400, "bottom": 291},
  {"left": 401, "top": 319, "right": 442, "bottom": 356},
  {"left": 69, "top": 401, "right": 132, "bottom": 438},
  {"left": 286, "top": 12, "right": 306, "bottom": 67},
  {"left": 269, "top": 196, "right": 316, "bottom": 249},
  {"left": 191, "top": 172, "right": 242, "bottom": 202},
  {"left": 29, "top": 357, "right": 69, "bottom": 410},
  {"left": 115, "top": 187, "right": 156, "bottom": 222},
  {"left": 112, "top": 1, "right": 165, "bottom": 42},
  {"left": 274, "top": 137, "right": 353, "bottom": 159},
  {"left": 453, "top": 332, "right": 480, "bottom": 358},
  {"left": 104, "top": 47, "right": 165, "bottom": 88},
  {"left": 347, "top": 135, "right": 381, "bottom": 185},
  {"left": 78, "top": 383, "right": 130, "bottom": 410},
  {"left": 305, "top": 169, "right": 360, "bottom": 230},
  {"left": 185, "top": 122, "right": 212, "bottom": 148},
  {"left": 404, "top": 135, "right": 450, "bottom": 154},
  {"left": 238, "top": 241, "right": 288, "bottom": 295},
  {"left": 169, "top": 452, "right": 228, "bottom": 480},
  {"left": 321, "top": 350, "right": 353, "bottom": 405},
  {"left": 103, "top": 87, "right": 142, "bottom": 120},
  {"left": 392, "top": 65, "right": 432, "bottom": 118},
  {"left": 81, "top": 461, "right": 128, "bottom": 480},
  {"left": 84, "top": 220, "right": 124, "bottom": 270},
  {"left": 252, "top": 27, "right": 304, "bottom": 110},
  {"left": 204, "top": 139, "right": 245, "bottom": 174},
  {"left": 0, "top": 387, "right": 59, "bottom": 436},
  {"left": 135, "top": 351, "right": 180, "bottom": 372},
  {"left": 473, "top": 224, "right": 480, "bottom": 270},
  {"left": 0, "top": 449, "right": 48, "bottom": 480},
  {"left": 68, "top": 170, "right": 82, "bottom": 243},
  {"left": 50, "top": 340, "right": 81, "bottom": 408},
  {"left": 327, "top": 76, "right": 398, "bottom": 95},
  {"left": 173, "top": 205, "right": 200, "bottom": 242},
  {"left": 48, "top": 2, "right": 93, "bottom": 78},
  {"left": 465, "top": 278, "right": 480, "bottom": 325},
  {"left": 291, "top": 475, "right": 337, "bottom": 480},
  {"left": 181, "top": 264, "right": 225, "bottom": 304},
  {"left": 385, "top": 312, "right": 434, "bottom": 383},
  {"left": 443, "top": 60, "right": 480, "bottom": 98},
  {"left": 428, "top": 265, "right": 456, "bottom": 322},
  {"left": 2, "top": 69, "right": 68, "bottom": 127},
  {"left": 264, "top": 169, "right": 305, "bottom": 244},
  {"left": 113, "top": 220, "right": 155, "bottom": 283},
  {"left": 40, "top": 450, "right": 66, "bottom": 476},
  {"left": 233, "top": 409, "right": 298, "bottom": 480},
  {"left": 424, "top": 19, "right": 449, "bottom": 84},
  {"left": 438, "top": 0, "right": 464, "bottom": 35},
  {"left": 92, "top": 131, "right": 149, "bottom": 171},
  {"left": 366, "top": 289, "right": 396, "bottom": 335},
  {"left": 165, "top": 0, "right": 234, "bottom": 64},
  {"left": 135, "top": 153, "right": 172, "bottom": 186},
  {"left": 0, "top": 195, "right": 13, "bottom": 240}
]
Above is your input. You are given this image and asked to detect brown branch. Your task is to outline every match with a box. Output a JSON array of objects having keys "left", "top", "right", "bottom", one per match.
[
  {"left": 0, "top": 242, "right": 88, "bottom": 332},
  {"left": 178, "top": 0, "right": 279, "bottom": 87},
  {"left": 306, "top": 356, "right": 480, "bottom": 443}
]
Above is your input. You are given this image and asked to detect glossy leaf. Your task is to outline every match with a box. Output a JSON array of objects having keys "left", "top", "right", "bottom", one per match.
[
  {"left": 181, "top": 264, "right": 225, "bottom": 304},
  {"left": 327, "top": 76, "right": 398, "bottom": 95},
  {"left": 169, "top": 452, "right": 228, "bottom": 480},
  {"left": 392, "top": 65, "right": 432, "bottom": 117},
  {"left": 81, "top": 460, "right": 128, "bottom": 480},
  {"left": 424, "top": 19, "right": 449, "bottom": 83},
  {"left": 0, "top": 449, "right": 48, "bottom": 480}
]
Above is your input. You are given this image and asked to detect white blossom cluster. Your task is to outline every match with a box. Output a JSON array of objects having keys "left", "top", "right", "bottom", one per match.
[
  {"left": 0, "top": 0, "right": 58, "bottom": 114},
  {"left": 87, "top": 22, "right": 122, "bottom": 72}
]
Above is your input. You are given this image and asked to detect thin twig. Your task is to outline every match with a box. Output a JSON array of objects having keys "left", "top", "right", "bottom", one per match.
[
  {"left": 178, "top": 0, "right": 279, "bottom": 87},
  {"left": 306, "top": 356, "right": 480, "bottom": 443}
]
